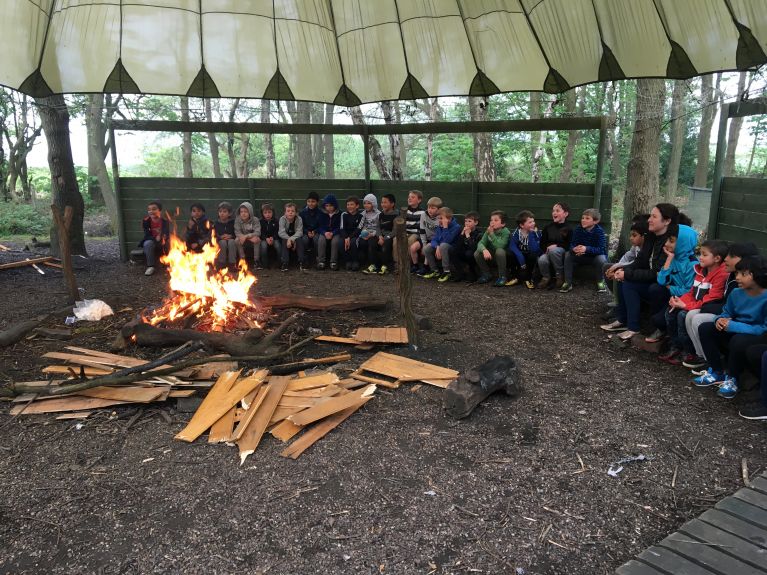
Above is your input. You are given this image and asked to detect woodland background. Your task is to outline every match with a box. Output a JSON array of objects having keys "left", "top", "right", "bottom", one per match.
[{"left": 1, "top": 71, "right": 765, "bottom": 249}]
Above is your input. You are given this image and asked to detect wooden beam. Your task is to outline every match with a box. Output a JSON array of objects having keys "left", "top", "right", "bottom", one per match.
[
  {"left": 708, "top": 102, "right": 732, "bottom": 239},
  {"left": 110, "top": 125, "right": 128, "bottom": 263},
  {"left": 112, "top": 117, "right": 604, "bottom": 136},
  {"left": 593, "top": 116, "right": 608, "bottom": 212}
]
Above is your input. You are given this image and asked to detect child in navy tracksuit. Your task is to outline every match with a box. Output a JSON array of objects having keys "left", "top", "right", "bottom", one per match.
[
  {"left": 376, "top": 194, "right": 398, "bottom": 274},
  {"left": 259, "top": 203, "right": 280, "bottom": 269},
  {"left": 561, "top": 208, "right": 608, "bottom": 292},
  {"left": 694, "top": 255, "right": 767, "bottom": 399},
  {"left": 449, "top": 211, "right": 481, "bottom": 282},
  {"left": 422, "top": 207, "right": 461, "bottom": 282},
  {"left": 185, "top": 202, "right": 211, "bottom": 253},
  {"left": 300, "top": 191, "right": 322, "bottom": 262},
  {"left": 316, "top": 194, "right": 342, "bottom": 270},
  {"left": 507, "top": 209, "right": 542, "bottom": 288},
  {"left": 341, "top": 196, "right": 363, "bottom": 271}
]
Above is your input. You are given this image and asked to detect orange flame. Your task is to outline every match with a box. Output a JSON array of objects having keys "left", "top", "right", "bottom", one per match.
[{"left": 146, "top": 233, "right": 257, "bottom": 330}]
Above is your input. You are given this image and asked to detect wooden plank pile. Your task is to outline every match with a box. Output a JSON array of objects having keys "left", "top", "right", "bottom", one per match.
[
  {"left": 350, "top": 352, "right": 459, "bottom": 389},
  {"left": 175, "top": 369, "right": 376, "bottom": 462},
  {"left": 8, "top": 346, "right": 235, "bottom": 417},
  {"left": 0, "top": 256, "right": 63, "bottom": 274}
]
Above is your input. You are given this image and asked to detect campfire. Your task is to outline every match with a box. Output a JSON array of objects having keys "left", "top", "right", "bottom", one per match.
[{"left": 143, "top": 234, "right": 265, "bottom": 332}]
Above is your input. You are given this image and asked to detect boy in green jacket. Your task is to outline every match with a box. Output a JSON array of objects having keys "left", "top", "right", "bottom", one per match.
[{"left": 474, "top": 210, "right": 510, "bottom": 286}]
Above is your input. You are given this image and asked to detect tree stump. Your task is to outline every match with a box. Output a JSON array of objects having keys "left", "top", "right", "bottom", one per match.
[{"left": 443, "top": 355, "right": 523, "bottom": 419}]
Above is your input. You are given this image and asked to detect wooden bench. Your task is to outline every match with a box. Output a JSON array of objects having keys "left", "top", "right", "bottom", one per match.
[{"left": 616, "top": 471, "right": 767, "bottom": 574}]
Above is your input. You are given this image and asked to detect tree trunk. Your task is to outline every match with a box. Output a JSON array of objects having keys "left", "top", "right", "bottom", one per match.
[
  {"left": 693, "top": 74, "right": 716, "bottom": 188},
  {"left": 723, "top": 72, "right": 748, "bottom": 177},
  {"left": 395, "top": 102, "right": 406, "bottom": 179},
  {"left": 236, "top": 134, "right": 250, "bottom": 178},
  {"left": 382, "top": 101, "right": 403, "bottom": 180},
  {"left": 294, "top": 102, "right": 313, "bottom": 178},
  {"left": 746, "top": 117, "right": 763, "bottom": 175},
  {"left": 205, "top": 98, "right": 223, "bottom": 178},
  {"left": 469, "top": 97, "right": 496, "bottom": 182},
  {"left": 665, "top": 80, "right": 688, "bottom": 200},
  {"left": 529, "top": 92, "right": 541, "bottom": 169},
  {"left": 261, "top": 99, "right": 276, "bottom": 178},
  {"left": 349, "top": 106, "right": 391, "bottom": 180},
  {"left": 532, "top": 96, "right": 557, "bottom": 183},
  {"left": 311, "top": 103, "right": 324, "bottom": 177},
  {"left": 619, "top": 79, "right": 666, "bottom": 252},
  {"left": 324, "top": 103, "right": 334, "bottom": 179},
  {"left": 86, "top": 94, "right": 118, "bottom": 229},
  {"left": 180, "top": 96, "right": 193, "bottom": 178},
  {"left": 225, "top": 98, "right": 240, "bottom": 178},
  {"left": 424, "top": 98, "right": 440, "bottom": 181},
  {"left": 559, "top": 88, "right": 585, "bottom": 183},
  {"left": 36, "top": 94, "right": 87, "bottom": 257}
]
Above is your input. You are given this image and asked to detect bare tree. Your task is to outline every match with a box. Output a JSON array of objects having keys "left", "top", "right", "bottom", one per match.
[
  {"left": 619, "top": 79, "right": 666, "bottom": 251},
  {"left": 468, "top": 97, "right": 496, "bottom": 182},
  {"left": 285, "top": 101, "right": 313, "bottom": 178},
  {"left": 324, "top": 103, "right": 335, "bottom": 179},
  {"left": 2, "top": 91, "right": 42, "bottom": 201},
  {"left": 205, "top": 98, "right": 223, "bottom": 178},
  {"left": 35, "top": 95, "right": 87, "bottom": 256},
  {"left": 349, "top": 106, "right": 391, "bottom": 179},
  {"left": 422, "top": 98, "right": 441, "bottom": 181},
  {"left": 723, "top": 71, "right": 748, "bottom": 176},
  {"left": 531, "top": 96, "right": 557, "bottom": 182},
  {"left": 560, "top": 87, "right": 586, "bottom": 183},
  {"left": 665, "top": 80, "right": 688, "bottom": 200},
  {"left": 394, "top": 102, "right": 407, "bottom": 179},
  {"left": 85, "top": 94, "right": 121, "bottom": 226},
  {"left": 693, "top": 74, "right": 717, "bottom": 188},
  {"left": 179, "top": 96, "right": 193, "bottom": 177},
  {"left": 381, "top": 101, "right": 403, "bottom": 180}
]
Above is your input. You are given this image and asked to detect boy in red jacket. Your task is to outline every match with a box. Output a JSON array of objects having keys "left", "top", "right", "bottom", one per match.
[{"left": 659, "top": 240, "right": 729, "bottom": 365}]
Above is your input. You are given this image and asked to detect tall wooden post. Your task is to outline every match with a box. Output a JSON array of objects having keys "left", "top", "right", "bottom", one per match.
[
  {"left": 51, "top": 205, "right": 79, "bottom": 303},
  {"left": 394, "top": 208, "right": 418, "bottom": 349}
]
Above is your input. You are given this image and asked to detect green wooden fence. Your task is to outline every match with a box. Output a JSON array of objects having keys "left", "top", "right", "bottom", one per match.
[
  {"left": 118, "top": 177, "right": 613, "bottom": 261},
  {"left": 711, "top": 177, "right": 767, "bottom": 250}
]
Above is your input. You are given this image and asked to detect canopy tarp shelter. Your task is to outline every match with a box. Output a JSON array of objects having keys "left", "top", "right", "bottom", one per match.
[{"left": 3, "top": 0, "right": 767, "bottom": 103}]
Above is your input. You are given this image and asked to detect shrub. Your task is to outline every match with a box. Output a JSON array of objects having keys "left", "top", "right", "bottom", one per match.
[{"left": 0, "top": 202, "right": 51, "bottom": 237}]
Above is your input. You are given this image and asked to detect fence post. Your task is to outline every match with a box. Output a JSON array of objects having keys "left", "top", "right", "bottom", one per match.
[
  {"left": 363, "top": 126, "right": 371, "bottom": 195},
  {"left": 593, "top": 116, "right": 607, "bottom": 212},
  {"left": 707, "top": 103, "right": 731, "bottom": 240}
]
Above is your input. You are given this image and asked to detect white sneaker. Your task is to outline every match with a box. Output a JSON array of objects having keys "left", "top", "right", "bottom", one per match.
[
  {"left": 144, "top": 267, "right": 155, "bottom": 276},
  {"left": 617, "top": 329, "right": 638, "bottom": 341},
  {"left": 600, "top": 320, "right": 626, "bottom": 332}
]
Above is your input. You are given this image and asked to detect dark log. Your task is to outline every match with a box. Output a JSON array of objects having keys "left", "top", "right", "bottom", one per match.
[
  {"left": 256, "top": 294, "right": 388, "bottom": 311},
  {"left": 51, "top": 205, "right": 79, "bottom": 303},
  {"left": 0, "top": 306, "right": 73, "bottom": 348},
  {"left": 127, "top": 323, "right": 265, "bottom": 356},
  {"left": 443, "top": 356, "right": 523, "bottom": 420}
]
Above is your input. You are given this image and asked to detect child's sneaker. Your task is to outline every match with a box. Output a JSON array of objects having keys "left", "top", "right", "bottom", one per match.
[
  {"left": 410, "top": 264, "right": 419, "bottom": 274},
  {"left": 555, "top": 276, "right": 565, "bottom": 289},
  {"left": 690, "top": 366, "right": 709, "bottom": 377},
  {"left": 317, "top": 262, "right": 326, "bottom": 270},
  {"left": 739, "top": 402, "right": 767, "bottom": 420},
  {"left": 504, "top": 278, "right": 520, "bottom": 287},
  {"left": 422, "top": 270, "right": 440, "bottom": 279},
  {"left": 362, "top": 264, "right": 378, "bottom": 274},
  {"left": 596, "top": 280, "right": 608, "bottom": 292},
  {"left": 693, "top": 368, "right": 725, "bottom": 387},
  {"left": 281, "top": 263, "right": 289, "bottom": 272},
  {"left": 345, "top": 261, "right": 353, "bottom": 271},
  {"left": 559, "top": 282, "right": 572, "bottom": 293},
  {"left": 330, "top": 262, "right": 339, "bottom": 271},
  {"left": 716, "top": 376, "right": 738, "bottom": 399},
  {"left": 144, "top": 266, "right": 155, "bottom": 276},
  {"left": 525, "top": 280, "right": 535, "bottom": 290},
  {"left": 537, "top": 277, "right": 551, "bottom": 289},
  {"left": 351, "top": 262, "right": 360, "bottom": 272},
  {"left": 494, "top": 277, "right": 507, "bottom": 287},
  {"left": 477, "top": 274, "right": 491, "bottom": 284},
  {"left": 644, "top": 329, "right": 665, "bottom": 343},
  {"left": 658, "top": 348, "right": 681, "bottom": 365},
  {"left": 416, "top": 266, "right": 428, "bottom": 276},
  {"left": 437, "top": 272, "right": 451, "bottom": 283},
  {"left": 681, "top": 354, "right": 706, "bottom": 369},
  {"left": 600, "top": 320, "right": 626, "bottom": 332},
  {"left": 378, "top": 265, "right": 389, "bottom": 275},
  {"left": 299, "top": 262, "right": 307, "bottom": 272}
]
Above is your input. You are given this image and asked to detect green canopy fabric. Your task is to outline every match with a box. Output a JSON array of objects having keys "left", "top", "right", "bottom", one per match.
[{"left": 4, "top": 0, "right": 766, "bottom": 103}]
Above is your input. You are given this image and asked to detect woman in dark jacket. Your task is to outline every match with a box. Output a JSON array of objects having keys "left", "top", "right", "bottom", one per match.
[{"left": 601, "top": 203, "right": 682, "bottom": 340}]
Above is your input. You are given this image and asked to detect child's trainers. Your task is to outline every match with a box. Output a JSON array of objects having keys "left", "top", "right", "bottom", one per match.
[
  {"left": 596, "top": 280, "right": 608, "bottom": 292},
  {"left": 422, "top": 270, "right": 440, "bottom": 279},
  {"left": 410, "top": 264, "right": 419, "bottom": 274},
  {"left": 693, "top": 368, "right": 725, "bottom": 387},
  {"left": 525, "top": 280, "right": 535, "bottom": 290},
  {"left": 378, "top": 265, "right": 389, "bottom": 275},
  {"left": 416, "top": 266, "right": 428, "bottom": 276},
  {"left": 681, "top": 354, "right": 706, "bottom": 369},
  {"left": 504, "top": 278, "right": 520, "bottom": 287},
  {"left": 477, "top": 274, "right": 491, "bottom": 284},
  {"left": 716, "top": 376, "right": 738, "bottom": 399},
  {"left": 362, "top": 264, "right": 378, "bottom": 274},
  {"left": 559, "top": 282, "right": 573, "bottom": 293},
  {"left": 317, "top": 262, "right": 326, "bottom": 270},
  {"left": 437, "top": 272, "right": 451, "bottom": 283},
  {"left": 281, "top": 263, "right": 289, "bottom": 272},
  {"left": 330, "top": 262, "right": 339, "bottom": 271},
  {"left": 494, "top": 277, "right": 507, "bottom": 287}
]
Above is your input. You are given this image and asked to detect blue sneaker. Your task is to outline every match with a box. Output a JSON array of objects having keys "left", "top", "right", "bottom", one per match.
[
  {"left": 693, "top": 368, "right": 724, "bottom": 387},
  {"left": 494, "top": 276, "right": 507, "bottom": 287},
  {"left": 716, "top": 376, "right": 738, "bottom": 399},
  {"left": 477, "top": 274, "right": 491, "bottom": 285}
]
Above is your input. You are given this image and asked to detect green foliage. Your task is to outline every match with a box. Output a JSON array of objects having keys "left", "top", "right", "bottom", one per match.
[{"left": 0, "top": 202, "right": 51, "bottom": 237}]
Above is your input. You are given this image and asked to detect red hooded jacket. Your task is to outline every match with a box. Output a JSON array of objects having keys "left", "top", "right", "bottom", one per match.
[{"left": 679, "top": 263, "right": 728, "bottom": 310}]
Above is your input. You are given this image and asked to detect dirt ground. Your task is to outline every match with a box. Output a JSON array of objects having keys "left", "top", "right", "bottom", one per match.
[{"left": 1, "top": 238, "right": 765, "bottom": 575}]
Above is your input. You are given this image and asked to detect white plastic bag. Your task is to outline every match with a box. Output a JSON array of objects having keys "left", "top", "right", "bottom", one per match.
[{"left": 72, "top": 299, "right": 114, "bottom": 322}]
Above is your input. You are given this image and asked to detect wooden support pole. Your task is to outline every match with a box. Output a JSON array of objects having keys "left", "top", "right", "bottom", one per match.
[
  {"left": 707, "top": 102, "right": 732, "bottom": 239},
  {"left": 51, "top": 205, "right": 79, "bottom": 303},
  {"left": 394, "top": 209, "right": 419, "bottom": 349}
]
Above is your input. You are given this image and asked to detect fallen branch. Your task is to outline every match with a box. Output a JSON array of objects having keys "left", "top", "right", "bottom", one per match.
[
  {"left": 255, "top": 294, "right": 388, "bottom": 311},
  {"left": 126, "top": 322, "right": 265, "bottom": 356},
  {"left": 0, "top": 306, "right": 73, "bottom": 348},
  {"left": 0, "top": 256, "right": 54, "bottom": 270}
]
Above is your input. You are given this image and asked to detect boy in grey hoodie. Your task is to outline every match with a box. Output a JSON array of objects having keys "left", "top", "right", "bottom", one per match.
[
  {"left": 278, "top": 202, "right": 305, "bottom": 271},
  {"left": 358, "top": 193, "right": 381, "bottom": 273},
  {"left": 234, "top": 201, "right": 261, "bottom": 268}
]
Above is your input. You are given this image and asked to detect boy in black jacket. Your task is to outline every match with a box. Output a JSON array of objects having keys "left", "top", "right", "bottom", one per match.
[
  {"left": 341, "top": 196, "right": 363, "bottom": 271},
  {"left": 300, "top": 191, "right": 322, "bottom": 263},
  {"left": 185, "top": 202, "right": 211, "bottom": 253},
  {"left": 259, "top": 203, "right": 280, "bottom": 269},
  {"left": 377, "top": 194, "right": 398, "bottom": 274},
  {"left": 213, "top": 201, "right": 237, "bottom": 270},
  {"left": 449, "top": 211, "right": 481, "bottom": 282},
  {"left": 537, "top": 202, "right": 572, "bottom": 289}
]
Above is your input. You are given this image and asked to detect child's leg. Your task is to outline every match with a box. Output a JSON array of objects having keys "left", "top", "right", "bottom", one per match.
[
  {"left": 474, "top": 250, "right": 490, "bottom": 276},
  {"left": 506, "top": 255, "right": 521, "bottom": 279},
  {"left": 664, "top": 308, "right": 679, "bottom": 347},
  {"left": 727, "top": 335, "right": 765, "bottom": 379},
  {"left": 647, "top": 284, "right": 671, "bottom": 318},
  {"left": 381, "top": 238, "right": 394, "bottom": 268},
  {"left": 251, "top": 239, "right": 260, "bottom": 264},
  {"left": 537, "top": 252, "right": 551, "bottom": 279},
  {"left": 143, "top": 239, "right": 157, "bottom": 267},
  {"left": 438, "top": 242, "right": 452, "bottom": 272},
  {"left": 493, "top": 248, "right": 507, "bottom": 278},
  {"left": 685, "top": 309, "right": 715, "bottom": 358},
  {"left": 280, "top": 241, "right": 290, "bottom": 265},
  {"left": 237, "top": 240, "right": 246, "bottom": 260},
  {"left": 563, "top": 251, "right": 575, "bottom": 284},
  {"left": 409, "top": 239, "right": 421, "bottom": 264},
  {"left": 259, "top": 240, "right": 268, "bottom": 266},
  {"left": 524, "top": 253, "right": 537, "bottom": 281},
  {"left": 329, "top": 235, "right": 341, "bottom": 264},
  {"left": 675, "top": 310, "right": 690, "bottom": 351},
  {"left": 317, "top": 235, "right": 328, "bottom": 265},
  {"left": 592, "top": 255, "right": 607, "bottom": 281},
  {"left": 698, "top": 321, "right": 730, "bottom": 374},
  {"left": 227, "top": 239, "right": 237, "bottom": 264},
  {"left": 423, "top": 244, "right": 437, "bottom": 270},
  {"left": 296, "top": 237, "right": 306, "bottom": 264}
]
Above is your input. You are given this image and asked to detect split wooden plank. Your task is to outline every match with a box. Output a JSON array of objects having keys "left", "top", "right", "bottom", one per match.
[
  {"left": 288, "top": 384, "right": 376, "bottom": 426},
  {"left": 277, "top": 395, "right": 325, "bottom": 409},
  {"left": 168, "top": 389, "right": 196, "bottom": 398},
  {"left": 350, "top": 370, "right": 400, "bottom": 389},
  {"left": 285, "top": 372, "right": 340, "bottom": 391},
  {"left": 237, "top": 375, "right": 292, "bottom": 464},
  {"left": 11, "top": 396, "right": 132, "bottom": 415},
  {"left": 0, "top": 256, "right": 54, "bottom": 270},
  {"left": 353, "top": 327, "right": 408, "bottom": 344},
  {"left": 55, "top": 411, "right": 93, "bottom": 420},
  {"left": 270, "top": 419, "right": 304, "bottom": 442},
  {"left": 280, "top": 397, "right": 372, "bottom": 459},
  {"left": 79, "top": 385, "right": 168, "bottom": 403},
  {"left": 190, "top": 359, "right": 238, "bottom": 380},
  {"left": 175, "top": 369, "right": 269, "bottom": 442},
  {"left": 269, "top": 405, "right": 305, "bottom": 426},
  {"left": 231, "top": 386, "right": 270, "bottom": 441},
  {"left": 42, "top": 365, "right": 114, "bottom": 377},
  {"left": 315, "top": 335, "right": 360, "bottom": 345},
  {"left": 44, "top": 352, "right": 127, "bottom": 368},
  {"left": 62, "top": 347, "right": 150, "bottom": 367},
  {"left": 358, "top": 352, "right": 458, "bottom": 387}
]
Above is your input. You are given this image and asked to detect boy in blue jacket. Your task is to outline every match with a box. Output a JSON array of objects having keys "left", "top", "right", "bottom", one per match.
[
  {"left": 506, "top": 210, "right": 542, "bottom": 289},
  {"left": 341, "top": 196, "right": 363, "bottom": 271},
  {"left": 422, "top": 207, "right": 461, "bottom": 282},
  {"left": 560, "top": 208, "right": 608, "bottom": 293},
  {"left": 694, "top": 255, "right": 767, "bottom": 399},
  {"left": 316, "top": 194, "right": 342, "bottom": 270},
  {"left": 300, "top": 191, "right": 322, "bottom": 264}
]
